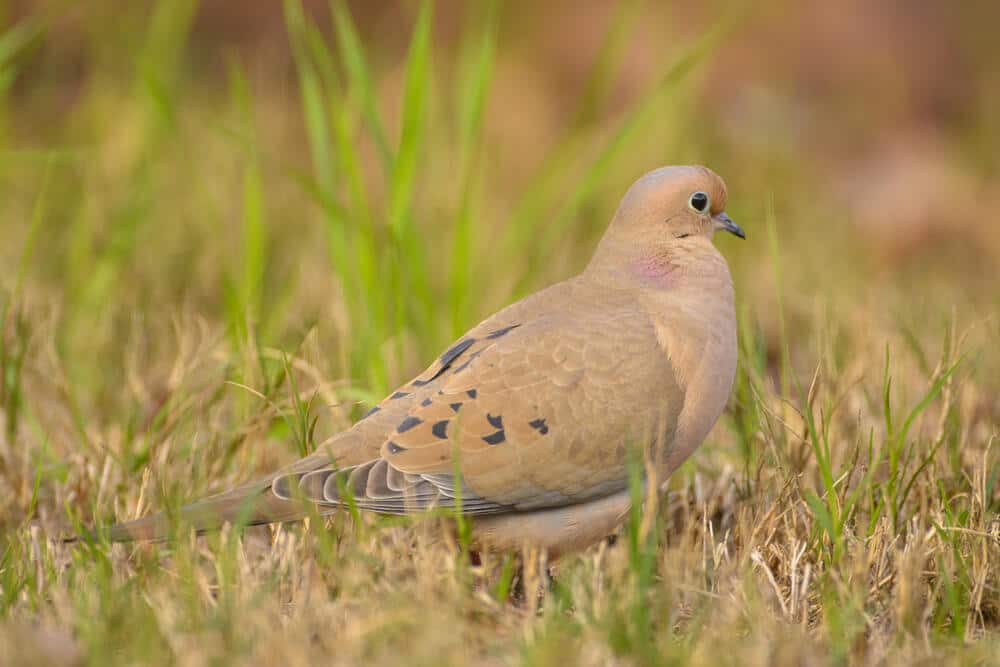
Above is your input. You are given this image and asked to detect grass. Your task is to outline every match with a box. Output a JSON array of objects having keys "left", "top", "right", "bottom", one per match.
[{"left": 1, "top": 1, "right": 999, "bottom": 665}]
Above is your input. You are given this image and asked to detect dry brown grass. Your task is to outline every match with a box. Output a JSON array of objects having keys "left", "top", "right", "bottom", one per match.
[
  {"left": 4, "top": 309, "right": 998, "bottom": 665},
  {"left": 2, "top": 2, "right": 999, "bottom": 665}
]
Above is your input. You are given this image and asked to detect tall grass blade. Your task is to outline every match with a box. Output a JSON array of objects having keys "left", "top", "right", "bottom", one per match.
[
  {"left": 330, "top": 0, "right": 393, "bottom": 176},
  {"left": 449, "top": 0, "right": 498, "bottom": 335}
]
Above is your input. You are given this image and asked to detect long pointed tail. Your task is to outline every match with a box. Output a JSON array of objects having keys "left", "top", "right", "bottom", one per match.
[
  {"left": 71, "top": 449, "right": 340, "bottom": 543},
  {"left": 101, "top": 486, "right": 306, "bottom": 542}
]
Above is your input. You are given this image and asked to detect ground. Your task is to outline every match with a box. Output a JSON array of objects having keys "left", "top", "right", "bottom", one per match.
[{"left": 1, "top": 2, "right": 998, "bottom": 665}]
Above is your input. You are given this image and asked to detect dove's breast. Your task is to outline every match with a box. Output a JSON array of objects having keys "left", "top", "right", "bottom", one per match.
[{"left": 644, "top": 274, "right": 737, "bottom": 480}]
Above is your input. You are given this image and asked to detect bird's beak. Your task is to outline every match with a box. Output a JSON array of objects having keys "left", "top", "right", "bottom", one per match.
[{"left": 715, "top": 212, "right": 745, "bottom": 239}]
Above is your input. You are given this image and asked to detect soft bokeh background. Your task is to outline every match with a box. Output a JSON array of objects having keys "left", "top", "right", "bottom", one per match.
[
  {"left": 1, "top": 2, "right": 998, "bottom": 665},
  {"left": 3, "top": 1, "right": 999, "bottom": 378}
]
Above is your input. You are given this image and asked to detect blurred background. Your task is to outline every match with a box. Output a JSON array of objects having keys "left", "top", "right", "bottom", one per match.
[{"left": 0, "top": 0, "right": 998, "bottom": 519}]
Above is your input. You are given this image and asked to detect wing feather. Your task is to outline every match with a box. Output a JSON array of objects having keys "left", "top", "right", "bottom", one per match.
[{"left": 273, "top": 302, "right": 683, "bottom": 517}]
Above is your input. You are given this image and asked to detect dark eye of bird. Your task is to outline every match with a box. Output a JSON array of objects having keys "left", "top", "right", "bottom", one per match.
[{"left": 689, "top": 191, "right": 709, "bottom": 213}]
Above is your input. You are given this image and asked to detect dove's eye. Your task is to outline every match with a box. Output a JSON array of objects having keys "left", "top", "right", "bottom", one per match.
[{"left": 688, "top": 191, "right": 710, "bottom": 213}]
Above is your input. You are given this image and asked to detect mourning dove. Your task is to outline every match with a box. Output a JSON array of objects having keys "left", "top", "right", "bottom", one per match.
[{"left": 98, "top": 165, "right": 745, "bottom": 557}]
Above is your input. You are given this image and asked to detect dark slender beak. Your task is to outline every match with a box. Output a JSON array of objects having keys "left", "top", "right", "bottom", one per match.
[{"left": 716, "top": 212, "right": 745, "bottom": 239}]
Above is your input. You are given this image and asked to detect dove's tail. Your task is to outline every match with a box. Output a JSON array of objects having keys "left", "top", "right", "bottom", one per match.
[
  {"left": 67, "top": 450, "right": 339, "bottom": 543},
  {"left": 62, "top": 485, "right": 312, "bottom": 543},
  {"left": 101, "top": 487, "right": 306, "bottom": 542}
]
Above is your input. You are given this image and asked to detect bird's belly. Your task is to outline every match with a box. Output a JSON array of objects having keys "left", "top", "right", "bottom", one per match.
[{"left": 470, "top": 489, "right": 632, "bottom": 558}]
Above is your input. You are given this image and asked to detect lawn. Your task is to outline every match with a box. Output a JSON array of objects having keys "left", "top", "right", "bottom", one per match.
[{"left": 1, "top": 2, "right": 998, "bottom": 665}]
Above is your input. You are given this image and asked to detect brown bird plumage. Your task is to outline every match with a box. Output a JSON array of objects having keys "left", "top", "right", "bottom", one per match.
[{"left": 99, "top": 165, "right": 745, "bottom": 557}]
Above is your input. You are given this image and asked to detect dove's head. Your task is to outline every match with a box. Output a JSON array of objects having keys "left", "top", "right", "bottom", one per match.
[{"left": 589, "top": 165, "right": 744, "bottom": 285}]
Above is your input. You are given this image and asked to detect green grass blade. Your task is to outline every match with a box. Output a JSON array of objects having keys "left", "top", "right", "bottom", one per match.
[
  {"left": 285, "top": 0, "right": 337, "bottom": 195},
  {"left": 449, "top": 0, "right": 498, "bottom": 335},
  {"left": 330, "top": 0, "right": 393, "bottom": 176},
  {"left": 387, "top": 0, "right": 432, "bottom": 241}
]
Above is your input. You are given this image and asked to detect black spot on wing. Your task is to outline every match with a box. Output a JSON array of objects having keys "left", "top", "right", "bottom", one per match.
[
  {"left": 449, "top": 402, "right": 463, "bottom": 412},
  {"left": 432, "top": 420, "right": 449, "bottom": 439},
  {"left": 387, "top": 441, "right": 407, "bottom": 454},
  {"left": 486, "top": 324, "right": 520, "bottom": 339},
  {"left": 441, "top": 337, "right": 476, "bottom": 366},
  {"left": 390, "top": 391, "right": 409, "bottom": 400},
  {"left": 396, "top": 416, "right": 423, "bottom": 433},
  {"left": 363, "top": 405, "right": 381, "bottom": 419},
  {"left": 529, "top": 418, "right": 549, "bottom": 435},
  {"left": 486, "top": 413, "right": 503, "bottom": 430},
  {"left": 466, "top": 389, "right": 478, "bottom": 399},
  {"left": 421, "top": 397, "right": 432, "bottom": 407},
  {"left": 482, "top": 430, "right": 506, "bottom": 445},
  {"left": 414, "top": 338, "right": 478, "bottom": 386}
]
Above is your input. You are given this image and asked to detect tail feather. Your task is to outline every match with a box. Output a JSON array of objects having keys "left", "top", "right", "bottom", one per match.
[
  {"left": 70, "top": 449, "right": 340, "bottom": 543},
  {"left": 102, "top": 487, "right": 310, "bottom": 542}
]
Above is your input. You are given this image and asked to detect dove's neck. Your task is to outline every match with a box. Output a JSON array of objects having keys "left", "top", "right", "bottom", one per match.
[{"left": 587, "top": 238, "right": 734, "bottom": 296}]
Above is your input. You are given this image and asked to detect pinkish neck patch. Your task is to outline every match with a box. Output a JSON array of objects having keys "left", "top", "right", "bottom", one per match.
[{"left": 631, "top": 257, "right": 681, "bottom": 288}]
